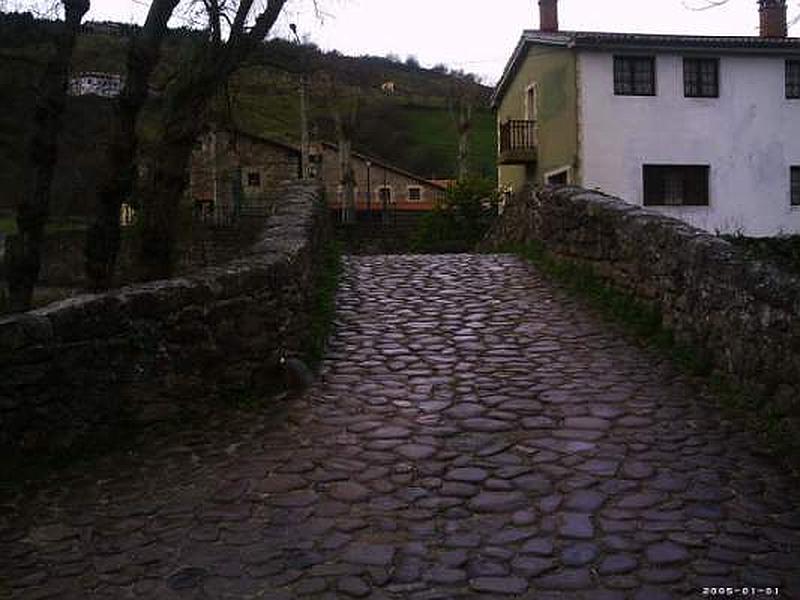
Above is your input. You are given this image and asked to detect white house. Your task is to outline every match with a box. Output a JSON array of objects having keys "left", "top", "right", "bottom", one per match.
[
  {"left": 493, "top": 0, "right": 800, "bottom": 236},
  {"left": 68, "top": 72, "right": 125, "bottom": 98}
]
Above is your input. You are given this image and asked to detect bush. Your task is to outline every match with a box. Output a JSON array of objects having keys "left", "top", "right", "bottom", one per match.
[{"left": 412, "top": 177, "right": 498, "bottom": 253}]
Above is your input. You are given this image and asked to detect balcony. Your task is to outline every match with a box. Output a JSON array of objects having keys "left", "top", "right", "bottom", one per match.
[{"left": 498, "top": 119, "right": 537, "bottom": 165}]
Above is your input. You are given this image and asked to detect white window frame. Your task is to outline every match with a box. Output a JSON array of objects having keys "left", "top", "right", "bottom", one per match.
[
  {"left": 791, "top": 165, "right": 800, "bottom": 208},
  {"left": 407, "top": 185, "right": 423, "bottom": 202},
  {"left": 544, "top": 166, "right": 572, "bottom": 185}
]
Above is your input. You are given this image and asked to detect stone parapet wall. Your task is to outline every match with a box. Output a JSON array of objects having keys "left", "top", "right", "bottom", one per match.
[
  {"left": 482, "top": 187, "right": 800, "bottom": 425},
  {"left": 2, "top": 215, "right": 269, "bottom": 289},
  {"left": 0, "top": 182, "right": 329, "bottom": 454}
]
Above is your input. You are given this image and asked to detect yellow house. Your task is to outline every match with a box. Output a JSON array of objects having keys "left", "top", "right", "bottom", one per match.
[
  {"left": 492, "top": 0, "right": 578, "bottom": 194},
  {"left": 492, "top": 0, "right": 800, "bottom": 236}
]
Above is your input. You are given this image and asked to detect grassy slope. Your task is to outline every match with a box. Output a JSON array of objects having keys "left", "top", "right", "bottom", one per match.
[
  {"left": 403, "top": 105, "right": 496, "bottom": 179},
  {"left": 228, "top": 61, "right": 496, "bottom": 180}
]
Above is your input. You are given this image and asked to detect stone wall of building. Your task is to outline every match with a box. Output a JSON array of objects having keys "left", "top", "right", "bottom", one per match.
[
  {"left": 0, "top": 182, "right": 329, "bottom": 455},
  {"left": 482, "top": 186, "right": 800, "bottom": 432},
  {"left": 189, "top": 131, "right": 301, "bottom": 215}
]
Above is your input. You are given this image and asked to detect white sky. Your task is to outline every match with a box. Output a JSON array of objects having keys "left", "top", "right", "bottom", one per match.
[{"left": 87, "top": 0, "right": 799, "bottom": 85}]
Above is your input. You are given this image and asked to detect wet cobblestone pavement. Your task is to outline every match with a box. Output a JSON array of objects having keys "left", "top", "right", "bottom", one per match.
[{"left": 2, "top": 254, "right": 799, "bottom": 599}]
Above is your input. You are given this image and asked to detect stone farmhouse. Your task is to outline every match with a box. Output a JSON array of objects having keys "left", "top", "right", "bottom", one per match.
[
  {"left": 493, "top": 0, "right": 800, "bottom": 236},
  {"left": 189, "top": 129, "right": 446, "bottom": 221},
  {"left": 189, "top": 130, "right": 301, "bottom": 224}
]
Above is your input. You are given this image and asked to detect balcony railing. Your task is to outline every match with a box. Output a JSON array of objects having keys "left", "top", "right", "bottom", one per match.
[{"left": 498, "top": 119, "right": 537, "bottom": 164}]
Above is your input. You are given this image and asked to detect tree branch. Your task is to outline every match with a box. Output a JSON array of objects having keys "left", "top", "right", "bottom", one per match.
[{"left": 682, "top": 0, "right": 730, "bottom": 11}]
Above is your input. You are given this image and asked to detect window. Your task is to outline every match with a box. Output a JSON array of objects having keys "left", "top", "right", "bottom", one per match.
[
  {"left": 378, "top": 186, "right": 392, "bottom": 205},
  {"left": 246, "top": 171, "right": 261, "bottom": 188},
  {"left": 643, "top": 165, "right": 710, "bottom": 206},
  {"left": 792, "top": 167, "right": 800, "bottom": 206},
  {"left": 614, "top": 56, "right": 656, "bottom": 96},
  {"left": 545, "top": 167, "right": 570, "bottom": 185},
  {"left": 119, "top": 202, "right": 136, "bottom": 227},
  {"left": 684, "top": 58, "right": 719, "bottom": 98},
  {"left": 408, "top": 186, "right": 422, "bottom": 202},
  {"left": 787, "top": 61, "right": 800, "bottom": 99}
]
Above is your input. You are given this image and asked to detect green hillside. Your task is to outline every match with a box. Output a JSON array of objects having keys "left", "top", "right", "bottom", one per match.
[{"left": 0, "top": 13, "right": 496, "bottom": 218}]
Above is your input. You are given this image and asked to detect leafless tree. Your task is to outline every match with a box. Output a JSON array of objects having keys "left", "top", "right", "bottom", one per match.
[
  {"left": 85, "top": 0, "right": 181, "bottom": 290},
  {"left": 682, "top": 0, "right": 733, "bottom": 8},
  {"left": 135, "top": 0, "right": 289, "bottom": 280},
  {"left": 683, "top": 0, "right": 800, "bottom": 28},
  {"left": 448, "top": 77, "right": 478, "bottom": 182},
  {"left": 335, "top": 98, "right": 359, "bottom": 224},
  {"left": 5, "top": 0, "right": 90, "bottom": 311},
  {"left": 318, "top": 73, "right": 359, "bottom": 223},
  {"left": 311, "top": 71, "right": 362, "bottom": 223}
]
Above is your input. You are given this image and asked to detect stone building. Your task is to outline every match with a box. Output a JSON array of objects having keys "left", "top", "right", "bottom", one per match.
[
  {"left": 189, "top": 130, "right": 302, "bottom": 224},
  {"left": 189, "top": 129, "right": 446, "bottom": 221}
]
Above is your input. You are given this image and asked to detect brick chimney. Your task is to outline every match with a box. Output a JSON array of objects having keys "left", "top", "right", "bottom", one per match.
[
  {"left": 759, "top": 0, "right": 787, "bottom": 38},
  {"left": 539, "top": 0, "right": 559, "bottom": 32}
]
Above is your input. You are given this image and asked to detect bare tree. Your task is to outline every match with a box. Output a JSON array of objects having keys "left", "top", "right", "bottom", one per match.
[
  {"left": 5, "top": 0, "right": 90, "bottom": 312},
  {"left": 448, "top": 77, "right": 477, "bottom": 182},
  {"left": 84, "top": 0, "right": 181, "bottom": 290},
  {"left": 332, "top": 90, "right": 359, "bottom": 224},
  {"left": 682, "top": 0, "right": 733, "bottom": 8},
  {"left": 136, "top": 0, "right": 289, "bottom": 280},
  {"left": 683, "top": 0, "right": 800, "bottom": 28}
]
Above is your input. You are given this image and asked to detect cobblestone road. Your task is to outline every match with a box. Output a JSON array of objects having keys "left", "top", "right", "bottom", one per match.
[{"left": 2, "top": 255, "right": 799, "bottom": 600}]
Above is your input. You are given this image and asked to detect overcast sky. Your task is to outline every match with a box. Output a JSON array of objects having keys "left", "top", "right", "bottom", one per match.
[{"left": 86, "top": 0, "right": 798, "bottom": 85}]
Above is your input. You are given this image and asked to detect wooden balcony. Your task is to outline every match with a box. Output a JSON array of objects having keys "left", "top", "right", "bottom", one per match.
[{"left": 498, "top": 119, "right": 537, "bottom": 165}]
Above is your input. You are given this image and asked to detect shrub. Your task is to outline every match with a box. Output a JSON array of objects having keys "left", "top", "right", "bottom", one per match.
[{"left": 412, "top": 177, "right": 498, "bottom": 253}]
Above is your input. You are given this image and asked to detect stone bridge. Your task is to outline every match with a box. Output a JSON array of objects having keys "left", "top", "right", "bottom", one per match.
[{"left": 2, "top": 252, "right": 799, "bottom": 599}]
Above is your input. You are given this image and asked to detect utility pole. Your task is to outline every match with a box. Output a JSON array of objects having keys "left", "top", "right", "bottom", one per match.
[{"left": 290, "top": 24, "right": 310, "bottom": 179}]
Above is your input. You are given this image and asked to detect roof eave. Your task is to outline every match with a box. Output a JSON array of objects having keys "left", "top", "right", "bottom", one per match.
[
  {"left": 319, "top": 141, "right": 447, "bottom": 191},
  {"left": 491, "top": 32, "right": 575, "bottom": 109},
  {"left": 574, "top": 43, "right": 800, "bottom": 55}
]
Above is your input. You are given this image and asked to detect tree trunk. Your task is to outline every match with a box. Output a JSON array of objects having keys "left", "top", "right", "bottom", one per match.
[
  {"left": 5, "top": 0, "right": 89, "bottom": 312},
  {"left": 85, "top": 0, "right": 180, "bottom": 290},
  {"left": 137, "top": 143, "right": 192, "bottom": 280},
  {"left": 134, "top": 0, "right": 287, "bottom": 281},
  {"left": 457, "top": 103, "right": 472, "bottom": 181},
  {"left": 336, "top": 113, "right": 356, "bottom": 224}
]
